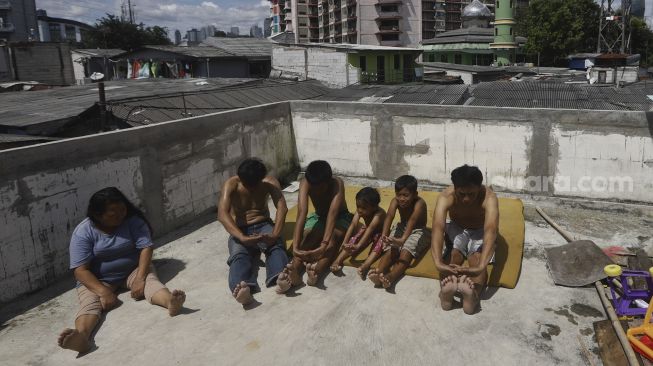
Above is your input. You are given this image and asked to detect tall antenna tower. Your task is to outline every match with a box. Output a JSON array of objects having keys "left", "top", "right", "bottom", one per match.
[{"left": 597, "top": 0, "right": 632, "bottom": 54}]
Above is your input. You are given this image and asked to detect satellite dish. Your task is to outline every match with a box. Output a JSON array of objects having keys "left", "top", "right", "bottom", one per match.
[{"left": 90, "top": 72, "right": 105, "bottom": 81}]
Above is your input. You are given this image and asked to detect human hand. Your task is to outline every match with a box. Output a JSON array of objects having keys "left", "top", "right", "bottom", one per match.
[
  {"left": 99, "top": 288, "right": 118, "bottom": 311},
  {"left": 130, "top": 277, "right": 145, "bottom": 299},
  {"left": 343, "top": 242, "right": 356, "bottom": 253},
  {"left": 436, "top": 262, "right": 459, "bottom": 276},
  {"left": 260, "top": 234, "right": 279, "bottom": 246},
  {"left": 239, "top": 234, "right": 263, "bottom": 246}
]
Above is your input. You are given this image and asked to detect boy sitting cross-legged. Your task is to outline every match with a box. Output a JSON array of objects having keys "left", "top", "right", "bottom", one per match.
[
  {"left": 368, "top": 175, "right": 431, "bottom": 289},
  {"left": 330, "top": 187, "right": 386, "bottom": 277},
  {"left": 288, "top": 160, "right": 353, "bottom": 287}
]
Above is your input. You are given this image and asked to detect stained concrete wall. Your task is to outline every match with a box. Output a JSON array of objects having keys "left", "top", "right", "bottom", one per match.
[
  {"left": 290, "top": 101, "right": 653, "bottom": 203},
  {"left": 272, "top": 46, "right": 356, "bottom": 88},
  {"left": 10, "top": 43, "right": 75, "bottom": 85},
  {"left": 0, "top": 102, "right": 296, "bottom": 303}
]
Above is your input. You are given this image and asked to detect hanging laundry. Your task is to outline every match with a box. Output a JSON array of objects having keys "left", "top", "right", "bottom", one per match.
[
  {"left": 127, "top": 59, "right": 132, "bottom": 80},
  {"left": 166, "top": 62, "right": 178, "bottom": 78},
  {"left": 151, "top": 62, "right": 159, "bottom": 78},
  {"left": 132, "top": 60, "right": 141, "bottom": 79}
]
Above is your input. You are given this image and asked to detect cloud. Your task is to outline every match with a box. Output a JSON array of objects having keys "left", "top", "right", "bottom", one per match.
[{"left": 35, "top": 0, "right": 271, "bottom": 35}]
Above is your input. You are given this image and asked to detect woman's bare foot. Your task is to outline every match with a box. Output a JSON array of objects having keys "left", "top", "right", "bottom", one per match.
[
  {"left": 276, "top": 267, "right": 292, "bottom": 294},
  {"left": 233, "top": 281, "right": 253, "bottom": 305},
  {"left": 168, "top": 290, "right": 186, "bottom": 316},
  {"left": 58, "top": 328, "right": 91, "bottom": 353},
  {"left": 357, "top": 266, "right": 369, "bottom": 280},
  {"left": 439, "top": 275, "right": 458, "bottom": 310},
  {"left": 368, "top": 269, "right": 382, "bottom": 287},
  {"left": 458, "top": 275, "right": 478, "bottom": 314},
  {"left": 306, "top": 263, "right": 318, "bottom": 286},
  {"left": 379, "top": 273, "right": 392, "bottom": 289}
]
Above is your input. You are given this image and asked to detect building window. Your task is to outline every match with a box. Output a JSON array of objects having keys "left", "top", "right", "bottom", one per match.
[
  {"left": 49, "top": 23, "right": 62, "bottom": 42},
  {"left": 454, "top": 54, "right": 462, "bottom": 64},
  {"left": 360, "top": 56, "right": 367, "bottom": 72},
  {"left": 497, "top": 1, "right": 500, "bottom": 8},
  {"left": 510, "top": 0, "right": 513, "bottom": 8},
  {"left": 380, "top": 34, "right": 399, "bottom": 41},
  {"left": 394, "top": 54, "right": 400, "bottom": 70},
  {"left": 429, "top": 54, "right": 435, "bottom": 62},
  {"left": 510, "top": 27, "right": 513, "bottom": 35},
  {"left": 495, "top": 28, "right": 498, "bottom": 36},
  {"left": 441, "top": 54, "right": 447, "bottom": 62},
  {"left": 65, "top": 25, "right": 76, "bottom": 41},
  {"left": 380, "top": 5, "right": 399, "bottom": 13}
]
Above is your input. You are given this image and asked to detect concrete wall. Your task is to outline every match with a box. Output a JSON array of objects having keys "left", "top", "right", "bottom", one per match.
[
  {"left": 272, "top": 46, "right": 354, "bottom": 88},
  {"left": 10, "top": 42, "right": 75, "bottom": 85},
  {"left": 290, "top": 101, "right": 653, "bottom": 203},
  {"left": 0, "top": 103, "right": 297, "bottom": 303}
]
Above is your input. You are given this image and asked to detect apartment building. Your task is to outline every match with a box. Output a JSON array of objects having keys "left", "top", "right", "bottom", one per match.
[{"left": 0, "top": 0, "right": 38, "bottom": 42}]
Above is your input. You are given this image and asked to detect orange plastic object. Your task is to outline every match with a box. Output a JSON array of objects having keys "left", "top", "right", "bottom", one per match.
[{"left": 627, "top": 297, "right": 653, "bottom": 361}]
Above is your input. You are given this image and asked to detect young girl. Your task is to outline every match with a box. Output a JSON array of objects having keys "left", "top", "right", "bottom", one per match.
[{"left": 330, "top": 187, "right": 386, "bottom": 279}]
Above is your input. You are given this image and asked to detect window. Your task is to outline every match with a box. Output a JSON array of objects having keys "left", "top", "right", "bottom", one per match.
[
  {"left": 65, "top": 25, "right": 76, "bottom": 41},
  {"left": 429, "top": 54, "right": 436, "bottom": 62},
  {"left": 496, "top": 1, "right": 499, "bottom": 8},
  {"left": 441, "top": 54, "right": 447, "bottom": 62},
  {"left": 510, "top": 27, "right": 513, "bottom": 36},
  {"left": 380, "top": 5, "right": 398, "bottom": 12},
  {"left": 454, "top": 54, "right": 462, "bottom": 64},
  {"left": 360, "top": 56, "right": 367, "bottom": 72},
  {"left": 495, "top": 28, "right": 498, "bottom": 36},
  {"left": 49, "top": 23, "right": 62, "bottom": 42},
  {"left": 510, "top": 0, "right": 513, "bottom": 8},
  {"left": 380, "top": 34, "right": 399, "bottom": 41},
  {"left": 394, "top": 54, "right": 400, "bottom": 70}
]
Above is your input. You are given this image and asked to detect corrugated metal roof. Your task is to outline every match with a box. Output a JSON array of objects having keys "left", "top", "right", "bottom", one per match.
[
  {"left": 142, "top": 45, "right": 236, "bottom": 58},
  {"left": 110, "top": 80, "right": 331, "bottom": 126},
  {"left": 73, "top": 49, "right": 126, "bottom": 58},
  {"left": 201, "top": 37, "right": 273, "bottom": 58}
]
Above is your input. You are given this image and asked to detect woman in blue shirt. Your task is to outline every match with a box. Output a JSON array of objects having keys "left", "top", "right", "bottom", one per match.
[{"left": 58, "top": 187, "right": 186, "bottom": 353}]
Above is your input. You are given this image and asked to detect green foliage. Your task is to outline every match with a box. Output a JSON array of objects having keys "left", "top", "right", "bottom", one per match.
[
  {"left": 522, "top": 0, "right": 601, "bottom": 66},
  {"left": 630, "top": 17, "right": 653, "bottom": 66},
  {"left": 214, "top": 30, "right": 227, "bottom": 37},
  {"left": 84, "top": 14, "right": 171, "bottom": 50}
]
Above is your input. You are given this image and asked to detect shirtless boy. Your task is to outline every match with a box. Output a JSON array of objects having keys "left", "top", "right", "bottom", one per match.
[
  {"left": 289, "top": 160, "right": 353, "bottom": 286},
  {"left": 431, "top": 165, "right": 499, "bottom": 315},
  {"left": 368, "top": 175, "right": 431, "bottom": 289},
  {"left": 218, "top": 158, "right": 293, "bottom": 305}
]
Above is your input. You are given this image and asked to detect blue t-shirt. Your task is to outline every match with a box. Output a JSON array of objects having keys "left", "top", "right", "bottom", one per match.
[{"left": 69, "top": 215, "right": 153, "bottom": 284}]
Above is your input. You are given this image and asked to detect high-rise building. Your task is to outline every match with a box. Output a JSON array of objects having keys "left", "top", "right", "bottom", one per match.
[
  {"left": 174, "top": 29, "right": 182, "bottom": 45},
  {"left": 267, "top": 0, "right": 288, "bottom": 36},
  {"left": 264, "top": 18, "right": 272, "bottom": 37},
  {"left": 0, "top": 0, "right": 38, "bottom": 42},
  {"left": 199, "top": 27, "right": 207, "bottom": 41},
  {"left": 632, "top": 0, "right": 645, "bottom": 18},
  {"left": 250, "top": 24, "right": 264, "bottom": 38},
  {"left": 187, "top": 28, "right": 200, "bottom": 42},
  {"left": 230, "top": 26, "right": 240, "bottom": 36}
]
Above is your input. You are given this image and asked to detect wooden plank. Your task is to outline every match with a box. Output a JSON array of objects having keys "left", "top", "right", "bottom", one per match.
[{"left": 594, "top": 319, "right": 631, "bottom": 366}]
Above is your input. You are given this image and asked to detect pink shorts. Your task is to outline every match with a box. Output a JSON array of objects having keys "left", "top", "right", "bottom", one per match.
[{"left": 348, "top": 226, "right": 383, "bottom": 254}]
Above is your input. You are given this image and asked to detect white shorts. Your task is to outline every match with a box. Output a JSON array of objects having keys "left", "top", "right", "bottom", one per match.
[{"left": 445, "top": 220, "right": 494, "bottom": 263}]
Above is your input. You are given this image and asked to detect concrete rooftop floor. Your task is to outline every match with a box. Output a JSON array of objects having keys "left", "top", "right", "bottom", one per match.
[{"left": 1, "top": 187, "right": 652, "bottom": 366}]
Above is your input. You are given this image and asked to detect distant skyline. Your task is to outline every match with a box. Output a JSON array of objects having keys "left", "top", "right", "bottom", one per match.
[
  {"left": 33, "top": 0, "right": 653, "bottom": 39},
  {"left": 35, "top": 0, "right": 270, "bottom": 38}
]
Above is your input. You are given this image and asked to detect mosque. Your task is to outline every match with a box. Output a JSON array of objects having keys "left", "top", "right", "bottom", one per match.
[{"left": 421, "top": 0, "right": 526, "bottom": 66}]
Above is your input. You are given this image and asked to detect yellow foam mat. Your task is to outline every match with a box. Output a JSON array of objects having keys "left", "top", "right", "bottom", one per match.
[{"left": 282, "top": 186, "right": 525, "bottom": 289}]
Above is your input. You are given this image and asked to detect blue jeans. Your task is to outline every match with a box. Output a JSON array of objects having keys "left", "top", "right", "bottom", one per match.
[{"left": 227, "top": 220, "right": 289, "bottom": 292}]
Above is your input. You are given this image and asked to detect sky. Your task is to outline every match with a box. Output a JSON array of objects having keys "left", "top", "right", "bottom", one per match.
[
  {"left": 34, "top": 0, "right": 653, "bottom": 39},
  {"left": 35, "top": 0, "right": 271, "bottom": 37}
]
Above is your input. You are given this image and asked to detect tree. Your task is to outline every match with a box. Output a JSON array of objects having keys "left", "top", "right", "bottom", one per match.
[
  {"left": 83, "top": 14, "right": 171, "bottom": 50},
  {"left": 630, "top": 17, "right": 653, "bottom": 66},
  {"left": 214, "top": 30, "right": 227, "bottom": 37},
  {"left": 522, "top": 0, "right": 601, "bottom": 66}
]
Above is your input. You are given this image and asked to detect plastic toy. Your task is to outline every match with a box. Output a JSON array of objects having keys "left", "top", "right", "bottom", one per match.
[{"left": 604, "top": 265, "right": 653, "bottom": 317}]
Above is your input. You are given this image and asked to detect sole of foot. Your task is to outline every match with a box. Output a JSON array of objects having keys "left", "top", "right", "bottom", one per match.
[
  {"left": 276, "top": 269, "right": 292, "bottom": 294},
  {"left": 368, "top": 270, "right": 382, "bottom": 287},
  {"left": 233, "top": 281, "right": 254, "bottom": 305},
  {"left": 168, "top": 289, "right": 186, "bottom": 316},
  {"left": 439, "top": 276, "right": 458, "bottom": 311},
  {"left": 306, "top": 263, "right": 318, "bottom": 286},
  {"left": 58, "top": 329, "right": 91, "bottom": 353}
]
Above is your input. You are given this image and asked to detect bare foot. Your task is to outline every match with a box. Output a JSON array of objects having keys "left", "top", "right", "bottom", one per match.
[
  {"left": 276, "top": 267, "right": 292, "bottom": 294},
  {"left": 233, "top": 281, "right": 253, "bottom": 305},
  {"left": 58, "top": 328, "right": 91, "bottom": 353},
  {"left": 168, "top": 290, "right": 186, "bottom": 316},
  {"left": 357, "top": 266, "right": 369, "bottom": 280},
  {"left": 368, "top": 269, "right": 382, "bottom": 287},
  {"left": 379, "top": 273, "right": 392, "bottom": 289},
  {"left": 286, "top": 263, "right": 303, "bottom": 286},
  {"left": 306, "top": 263, "right": 318, "bottom": 286},
  {"left": 439, "top": 275, "right": 458, "bottom": 311},
  {"left": 330, "top": 263, "right": 343, "bottom": 273},
  {"left": 458, "top": 275, "right": 479, "bottom": 314}
]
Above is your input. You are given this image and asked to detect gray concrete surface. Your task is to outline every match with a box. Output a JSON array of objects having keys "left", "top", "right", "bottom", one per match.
[{"left": 2, "top": 191, "right": 652, "bottom": 366}]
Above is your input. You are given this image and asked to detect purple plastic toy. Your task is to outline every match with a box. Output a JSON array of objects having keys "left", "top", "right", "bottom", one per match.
[{"left": 604, "top": 264, "right": 653, "bottom": 317}]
